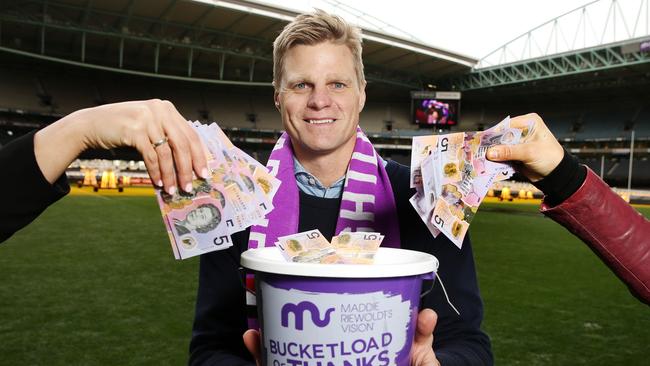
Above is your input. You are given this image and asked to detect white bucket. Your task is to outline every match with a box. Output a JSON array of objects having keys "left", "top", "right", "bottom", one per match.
[{"left": 241, "top": 247, "right": 439, "bottom": 366}]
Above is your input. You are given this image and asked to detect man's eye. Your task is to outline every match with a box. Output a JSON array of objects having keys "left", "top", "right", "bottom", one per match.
[
  {"left": 333, "top": 82, "right": 345, "bottom": 89},
  {"left": 295, "top": 82, "right": 307, "bottom": 89}
]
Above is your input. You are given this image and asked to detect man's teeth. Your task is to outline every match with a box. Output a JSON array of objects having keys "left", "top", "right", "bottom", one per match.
[{"left": 307, "top": 119, "right": 335, "bottom": 124}]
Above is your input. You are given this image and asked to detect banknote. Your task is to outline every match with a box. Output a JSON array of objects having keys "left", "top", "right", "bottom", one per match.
[
  {"left": 164, "top": 195, "right": 233, "bottom": 259},
  {"left": 410, "top": 135, "right": 439, "bottom": 188},
  {"left": 430, "top": 198, "right": 469, "bottom": 249},
  {"left": 331, "top": 231, "right": 384, "bottom": 264},
  {"left": 155, "top": 121, "right": 280, "bottom": 260},
  {"left": 408, "top": 191, "right": 441, "bottom": 238},
  {"left": 201, "top": 126, "right": 270, "bottom": 227},
  {"left": 419, "top": 152, "right": 439, "bottom": 214},
  {"left": 437, "top": 132, "right": 465, "bottom": 185},
  {"left": 410, "top": 117, "right": 531, "bottom": 248},
  {"left": 273, "top": 230, "right": 386, "bottom": 265},
  {"left": 275, "top": 229, "right": 338, "bottom": 263},
  {"left": 200, "top": 123, "right": 280, "bottom": 223}
]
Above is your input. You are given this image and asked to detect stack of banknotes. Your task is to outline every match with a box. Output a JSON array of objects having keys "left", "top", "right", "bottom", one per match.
[
  {"left": 409, "top": 117, "right": 533, "bottom": 248},
  {"left": 275, "top": 229, "right": 384, "bottom": 264},
  {"left": 155, "top": 122, "right": 281, "bottom": 260}
]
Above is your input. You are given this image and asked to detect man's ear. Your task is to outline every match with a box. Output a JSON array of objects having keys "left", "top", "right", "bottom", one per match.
[
  {"left": 273, "top": 91, "right": 280, "bottom": 110},
  {"left": 358, "top": 80, "right": 367, "bottom": 111}
]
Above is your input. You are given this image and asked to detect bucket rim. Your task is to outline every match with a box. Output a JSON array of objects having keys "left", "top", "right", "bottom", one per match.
[{"left": 241, "top": 247, "right": 438, "bottom": 278}]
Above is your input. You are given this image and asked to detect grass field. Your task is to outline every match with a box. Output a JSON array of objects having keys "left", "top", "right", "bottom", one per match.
[{"left": 0, "top": 193, "right": 648, "bottom": 365}]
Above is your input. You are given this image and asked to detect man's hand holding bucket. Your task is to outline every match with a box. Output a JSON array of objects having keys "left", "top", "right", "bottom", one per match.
[{"left": 410, "top": 308, "right": 441, "bottom": 366}]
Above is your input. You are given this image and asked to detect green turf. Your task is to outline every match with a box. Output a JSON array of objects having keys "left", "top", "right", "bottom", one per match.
[
  {"left": 0, "top": 197, "right": 648, "bottom": 365},
  {"left": 472, "top": 202, "right": 650, "bottom": 366}
]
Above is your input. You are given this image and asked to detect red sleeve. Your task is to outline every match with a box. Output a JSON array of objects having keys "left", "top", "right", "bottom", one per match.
[{"left": 541, "top": 167, "right": 650, "bottom": 305}]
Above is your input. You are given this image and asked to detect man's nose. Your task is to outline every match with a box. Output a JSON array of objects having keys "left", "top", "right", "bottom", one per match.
[{"left": 307, "top": 85, "right": 332, "bottom": 110}]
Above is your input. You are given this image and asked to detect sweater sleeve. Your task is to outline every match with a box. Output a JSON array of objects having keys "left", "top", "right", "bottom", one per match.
[
  {"left": 427, "top": 234, "right": 493, "bottom": 366},
  {"left": 0, "top": 131, "right": 70, "bottom": 243},
  {"left": 532, "top": 148, "right": 586, "bottom": 206},
  {"left": 189, "top": 231, "right": 256, "bottom": 366}
]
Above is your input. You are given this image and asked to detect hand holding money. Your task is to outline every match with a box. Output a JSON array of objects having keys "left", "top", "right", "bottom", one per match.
[
  {"left": 155, "top": 121, "right": 281, "bottom": 260},
  {"left": 33, "top": 100, "right": 208, "bottom": 191},
  {"left": 410, "top": 117, "right": 533, "bottom": 248},
  {"left": 486, "top": 113, "right": 564, "bottom": 182}
]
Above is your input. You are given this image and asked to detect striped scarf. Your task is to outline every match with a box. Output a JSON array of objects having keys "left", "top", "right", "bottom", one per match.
[{"left": 248, "top": 127, "right": 400, "bottom": 249}]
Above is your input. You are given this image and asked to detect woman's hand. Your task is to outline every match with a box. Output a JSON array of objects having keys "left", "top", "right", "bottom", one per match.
[
  {"left": 487, "top": 113, "right": 564, "bottom": 182},
  {"left": 34, "top": 99, "right": 208, "bottom": 194}
]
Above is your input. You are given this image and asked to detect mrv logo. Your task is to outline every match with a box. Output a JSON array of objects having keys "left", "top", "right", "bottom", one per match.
[{"left": 281, "top": 301, "right": 335, "bottom": 330}]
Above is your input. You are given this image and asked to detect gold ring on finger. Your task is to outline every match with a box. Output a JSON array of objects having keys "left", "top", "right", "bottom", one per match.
[{"left": 152, "top": 136, "right": 169, "bottom": 148}]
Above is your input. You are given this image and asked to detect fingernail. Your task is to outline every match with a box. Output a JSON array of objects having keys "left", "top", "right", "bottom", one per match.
[
  {"left": 200, "top": 168, "right": 209, "bottom": 179},
  {"left": 185, "top": 183, "right": 193, "bottom": 192},
  {"left": 156, "top": 180, "right": 163, "bottom": 187},
  {"left": 168, "top": 186, "right": 177, "bottom": 196},
  {"left": 487, "top": 149, "right": 499, "bottom": 159}
]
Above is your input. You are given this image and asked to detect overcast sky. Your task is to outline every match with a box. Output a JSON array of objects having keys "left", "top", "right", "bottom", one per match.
[{"left": 259, "top": 0, "right": 641, "bottom": 60}]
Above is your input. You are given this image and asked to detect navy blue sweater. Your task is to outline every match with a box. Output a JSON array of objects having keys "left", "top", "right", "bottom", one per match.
[{"left": 189, "top": 160, "right": 493, "bottom": 366}]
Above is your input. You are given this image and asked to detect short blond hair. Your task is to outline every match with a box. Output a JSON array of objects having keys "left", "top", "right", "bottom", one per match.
[{"left": 273, "top": 9, "right": 365, "bottom": 90}]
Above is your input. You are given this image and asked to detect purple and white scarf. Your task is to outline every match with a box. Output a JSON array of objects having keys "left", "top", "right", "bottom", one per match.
[{"left": 248, "top": 127, "right": 401, "bottom": 249}]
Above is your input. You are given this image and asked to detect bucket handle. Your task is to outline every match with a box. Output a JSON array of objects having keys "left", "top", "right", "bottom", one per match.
[
  {"left": 420, "top": 271, "right": 436, "bottom": 299},
  {"left": 240, "top": 268, "right": 459, "bottom": 316},
  {"left": 239, "top": 267, "right": 256, "bottom": 296},
  {"left": 420, "top": 271, "right": 460, "bottom": 316}
]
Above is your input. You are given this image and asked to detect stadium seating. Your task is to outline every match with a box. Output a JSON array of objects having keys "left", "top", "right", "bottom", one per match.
[
  {"left": 1, "top": 52, "right": 648, "bottom": 189},
  {"left": 581, "top": 156, "right": 650, "bottom": 187},
  {"left": 544, "top": 114, "right": 579, "bottom": 140},
  {"left": 0, "top": 67, "right": 46, "bottom": 112}
]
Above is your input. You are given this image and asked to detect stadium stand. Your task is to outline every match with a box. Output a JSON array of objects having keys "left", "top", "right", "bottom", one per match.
[
  {"left": 0, "top": 0, "right": 648, "bottom": 190},
  {"left": 0, "top": 57, "right": 415, "bottom": 133},
  {"left": 539, "top": 113, "right": 580, "bottom": 140},
  {"left": 0, "top": 67, "right": 46, "bottom": 113},
  {"left": 578, "top": 104, "right": 637, "bottom": 140}
]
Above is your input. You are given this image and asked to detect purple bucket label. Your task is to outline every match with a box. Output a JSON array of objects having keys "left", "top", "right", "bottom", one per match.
[
  {"left": 241, "top": 247, "right": 439, "bottom": 366},
  {"left": 262, "top": 282, "right": 413, "bottom": 365},
  {"left": 280, "top": 301, "right": 335, "bottom": 330}
]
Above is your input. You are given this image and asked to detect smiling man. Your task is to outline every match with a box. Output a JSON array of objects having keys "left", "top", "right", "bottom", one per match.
[
  {"left": 276, "top": 40, "right": 365, "bottom": 188},
  {"left": 189, "top": 10, "right": 492, "bottom": 366}
]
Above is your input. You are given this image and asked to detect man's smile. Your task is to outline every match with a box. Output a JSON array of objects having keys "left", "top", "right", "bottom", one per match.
[{"left": 303, "top": 118, "right": 337, "bottom": 124}]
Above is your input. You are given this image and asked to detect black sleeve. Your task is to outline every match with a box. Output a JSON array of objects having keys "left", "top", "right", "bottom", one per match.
[
  {"left": 532, "top": 148, "right": 587, "bottom": 206},
  {"left": 188, "top": 230, "right": 256, "bottom": 366},
  {"left": 0, "top": 131, "right": 70, "bottom": 243},
  {"left": 387, "top": 161, "right": 493, "bottom": 366}
]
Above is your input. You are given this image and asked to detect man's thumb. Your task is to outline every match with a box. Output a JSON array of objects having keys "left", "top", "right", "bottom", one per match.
[{"left": 243, "top": 329, "right": 262, "bottom": 366}]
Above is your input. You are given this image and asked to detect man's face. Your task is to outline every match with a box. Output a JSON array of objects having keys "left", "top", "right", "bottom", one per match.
[{"left": 275, "top": 42, "right": 366, "bottom": 159}]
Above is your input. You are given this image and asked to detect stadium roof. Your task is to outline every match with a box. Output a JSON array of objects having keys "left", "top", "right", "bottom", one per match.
[{"left": 0, "top": 0, "right": 477, "bottom": 91}]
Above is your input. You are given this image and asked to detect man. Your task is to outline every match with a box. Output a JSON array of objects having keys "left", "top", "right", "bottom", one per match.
[{"left": 189, "top": 10, "right": 492, "bottom": 366}]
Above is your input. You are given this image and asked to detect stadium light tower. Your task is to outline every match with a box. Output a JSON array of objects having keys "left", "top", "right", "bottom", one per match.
[{"left": 628, "top": 129, "right": 635, "bottom": 197}]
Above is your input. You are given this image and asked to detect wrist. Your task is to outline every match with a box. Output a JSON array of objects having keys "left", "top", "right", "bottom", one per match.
[
  {"left": 63, "top": 107, "right": 96, "bottom": 152},
  {"left": 533, "top": 148, "right": 586, "bottom": 206}
]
